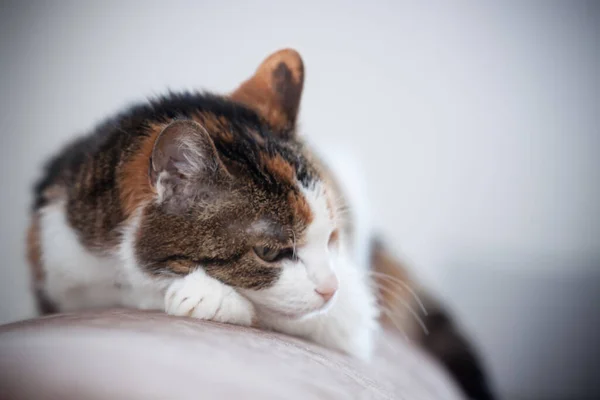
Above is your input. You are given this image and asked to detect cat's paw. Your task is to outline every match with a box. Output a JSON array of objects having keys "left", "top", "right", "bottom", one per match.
[{"left": 165, "top": 269, "right": 255, "bottom": 326}]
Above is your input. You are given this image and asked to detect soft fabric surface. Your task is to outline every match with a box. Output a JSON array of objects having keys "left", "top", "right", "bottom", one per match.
[{"left": 0, "top": 310, "right": 463, "bottom": 399}]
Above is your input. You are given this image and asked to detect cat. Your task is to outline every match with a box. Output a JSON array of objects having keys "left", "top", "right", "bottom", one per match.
[{"left": 27, "top": 49, "right": 494, "bottom": 399}]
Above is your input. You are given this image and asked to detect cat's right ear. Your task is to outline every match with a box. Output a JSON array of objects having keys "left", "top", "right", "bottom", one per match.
[
  {"left": 230, "top": 49, "right": 304, "bottom": 138},
  {"left": 149, "top": 120, "right": 229, "bottom": 200}
]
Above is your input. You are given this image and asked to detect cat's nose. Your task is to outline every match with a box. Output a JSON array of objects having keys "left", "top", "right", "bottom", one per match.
[{"left": 315, "top": 274, "right": 339, "bottom": 302}]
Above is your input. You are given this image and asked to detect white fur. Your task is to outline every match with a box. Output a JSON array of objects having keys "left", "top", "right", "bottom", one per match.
[
  {"left": 241, "top": 182, "right": 380, "bottom": 360},
  {"left": 117, "top": 206, "right": 169, "bottom": 310},
  {"left": 39, "top": 203, "right": 124, "bottom": 311},
  {"left": 38, "top": 156, "right": 379, "bottom": 360},
  {"left": 40, "top": 203, "right": 166, "bottom": 312},
  {"left": 241, "top": 183, "right": 337, "bottom": 318},
  {"left": 177, "top": 133, "right": 213, "bottom": 175},
  {"left": 254, "top": 251, "right": 379, "bottom": 360},
  {"left": 315, "top": 144, "right": 373, "bottom": 270},
  {"left": 165, "top": 269, "right": 254, "bottom": 326}
]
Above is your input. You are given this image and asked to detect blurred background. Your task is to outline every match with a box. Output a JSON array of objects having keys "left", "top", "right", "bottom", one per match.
[{"left": 1, "top": 1, "right": 599, "bottom": 399}]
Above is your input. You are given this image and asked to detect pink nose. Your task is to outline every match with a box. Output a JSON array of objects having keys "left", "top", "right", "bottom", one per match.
[{"left": 315, "top": 275, "right": 339, "bottom": 302}]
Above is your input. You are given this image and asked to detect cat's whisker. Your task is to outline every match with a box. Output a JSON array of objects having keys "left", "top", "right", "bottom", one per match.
[
  {"left": 333, "top": 204, "right": 351, "bottom": 214},
  {"left": 291, "top": 229, "right": 297, "bottom": 260},
  {"left": 375, "top": 283, "right": 429, "bottom": 336},
  {"left": 330, "top": 196, "right": 351, "bottom": 215},
  {"left": 374, "top": 280, "right": 422, "bottom": 319},
  {"left": 371, "top": 283, "right": 416, "bottom": 340},
  {"left": 369, "top": 270, "right": 428, "bottom": 316},
  {"left": 377, "top": 305, "right": 410, "bottom": 342},
  {"left": 374, "top": 279, "right": 430, "bottom": 337},
  {"left": 334, "top": 211, "right": 351, "bottom": 219}
]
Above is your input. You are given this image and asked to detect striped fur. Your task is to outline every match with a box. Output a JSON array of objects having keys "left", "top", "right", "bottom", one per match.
[{"left": 27, "top": 48, "right": 494, "bottom": 397}]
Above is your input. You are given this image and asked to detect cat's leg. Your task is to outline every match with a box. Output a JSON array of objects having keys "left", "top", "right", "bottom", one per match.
[
  {"left": 34, "top": 204, "right": 125, "bottom": 313},
  {"left": 27, "top": 214, "right": 55, "bottom": 314},
  {"left": 165, "top": 269, "right": 255, "bottom": 326}
]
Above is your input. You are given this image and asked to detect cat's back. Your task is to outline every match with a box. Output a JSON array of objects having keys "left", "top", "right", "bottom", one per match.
[
  {"left": 26, "top": 91, "right": 275, "bottom": 314},
  {"left": 27, "top": 97, "right": 171, "bottom": 313},
  {"left": 33, "top": 123, "right": 117, "bottom": 209},
  {"left": 27, "top": 112, "right": 137, "bottom": 313},
  {"left": 32, "top": 92, "right": 265, "bottom": 212}
]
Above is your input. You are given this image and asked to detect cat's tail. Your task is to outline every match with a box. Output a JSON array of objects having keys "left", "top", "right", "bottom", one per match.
[{"left": 370, "top": 238, "right": 496, "bottom": 400}]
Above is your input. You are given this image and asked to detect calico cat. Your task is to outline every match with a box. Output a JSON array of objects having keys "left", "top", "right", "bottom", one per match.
[{"left": 27, "top": 49, "right": 494, "bottom": 399}]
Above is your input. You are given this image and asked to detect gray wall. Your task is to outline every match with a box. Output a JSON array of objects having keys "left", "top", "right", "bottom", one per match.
[{"left": 1, "top": 1, "right": 599, "bottom": 398}]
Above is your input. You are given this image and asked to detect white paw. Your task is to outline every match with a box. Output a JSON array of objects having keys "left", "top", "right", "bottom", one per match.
[{"left": 165, "top": 269, "right": 255, "bottom": 326}]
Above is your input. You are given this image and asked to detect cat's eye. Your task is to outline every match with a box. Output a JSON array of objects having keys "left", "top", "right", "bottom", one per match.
[{"left": 253, "top": 246, "right": 295, "bottom": 263}]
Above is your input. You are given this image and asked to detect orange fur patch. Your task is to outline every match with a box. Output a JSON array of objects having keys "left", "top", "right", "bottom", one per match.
[
  {"left": 118, "top": 123, "right": 163, "bottom": 217},
  {"left": 328, "top": 229, "right": 339, "bottom": 248},
  {"left": 262, "top": 153, "right": 296, "bottom": 185},
  {"left": 231, "top": 75, "right": 287, "bottom": 130},
  {"left": 247, "top": 127, "right": 266, "bottom": 146},
  {"left": 166, "top": 260, "right": 194, "bottom": 275},
  {"left": 230, "top": 49, "right": 304, "bottom": 132},
  {"left": 287, "top": 190, "right": 313, "bottom": 226},
  {"left": 193, "top": 113, "right": 235, "bottom": 144},
  {"left": 27, "top": 214, "right": 44, "bottom": 284}
]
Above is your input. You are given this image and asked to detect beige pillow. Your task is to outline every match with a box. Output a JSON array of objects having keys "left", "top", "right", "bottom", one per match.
[{"left": 0, "top": 309, "right": 463, "bottom": 399}]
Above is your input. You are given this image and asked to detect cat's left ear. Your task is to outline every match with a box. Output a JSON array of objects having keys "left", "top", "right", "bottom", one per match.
[
  {"left": 149, "top": 120, "right": 231, "bottom": 207},
  {"left": 230, "top": 49, "right": 304, "bottom": 138}
]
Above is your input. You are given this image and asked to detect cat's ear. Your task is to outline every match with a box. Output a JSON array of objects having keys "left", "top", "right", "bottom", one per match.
[
  {"left": 230, "top": 48, "right": 304, "bottom": 137},
  {"left": 149, "top": 120, "right": 229, "bottom": 201}
]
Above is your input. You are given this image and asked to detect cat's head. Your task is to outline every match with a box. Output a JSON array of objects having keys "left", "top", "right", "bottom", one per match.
[{"left": 129, "top": 49, "right": 345, "bottom": 318}]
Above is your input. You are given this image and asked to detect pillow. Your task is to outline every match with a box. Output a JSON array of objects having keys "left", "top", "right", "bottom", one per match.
[{"left": 0, "top": 309, "right": 463, "bottom": 399}]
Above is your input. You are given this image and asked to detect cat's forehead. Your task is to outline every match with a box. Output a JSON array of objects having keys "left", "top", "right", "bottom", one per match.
[
  {"left": 231, "top": 178, "right": 316, "bottom": 239},
  {"left": 183, "top": 109, "right": 318, "bottom": 230},
  {"left": 243, "top": 183, "right": 332, "bottom": 247},
  {"left": 191, "top": 107, "right": 317, "bottom": 190}
]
